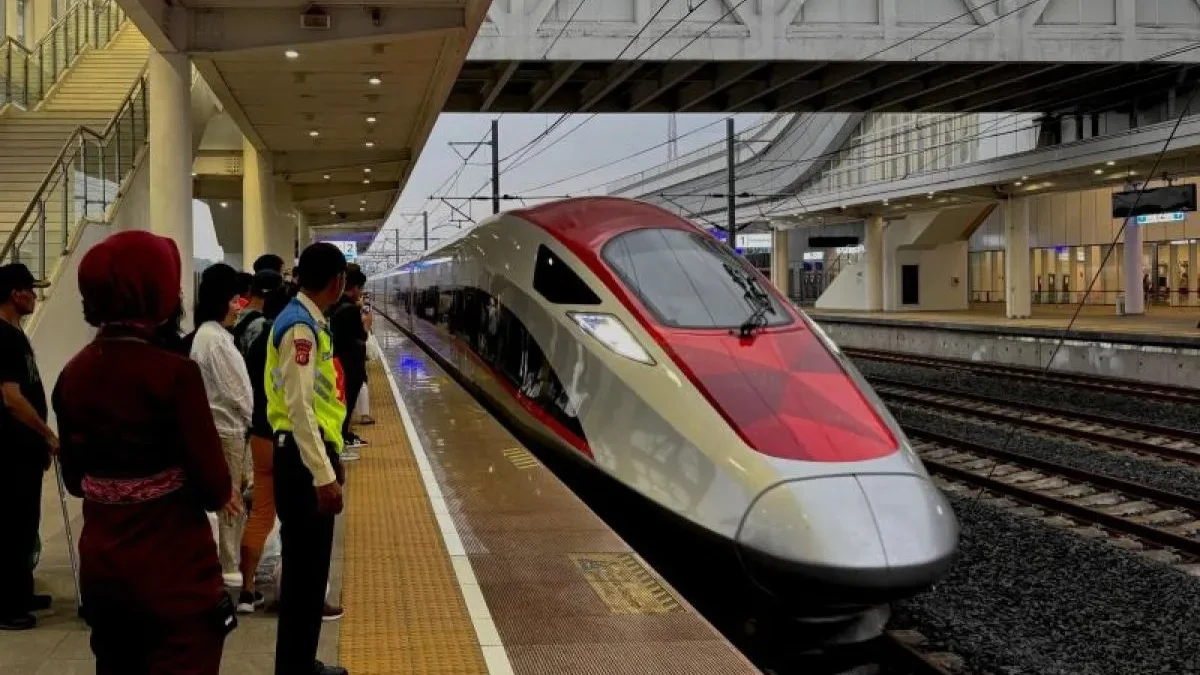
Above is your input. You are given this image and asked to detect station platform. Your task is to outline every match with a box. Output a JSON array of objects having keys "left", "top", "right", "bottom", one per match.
[
  {"left": 807, "top": 303, "right": 1200, "bottom": 349},
  {"left": 808, "top": 303, "right": 1200, "bottom": 388},
  {"left": 2, "top": 327, "right": 754, "bottom": 675}
]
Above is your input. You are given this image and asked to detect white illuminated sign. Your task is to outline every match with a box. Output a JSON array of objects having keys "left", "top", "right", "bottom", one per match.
[
  {"left": 1135, "top": 212, "right": 1186, "bottom": 224},
  {"left": 736, "top": 233, "right": 772, "bottom": 250},
  {"left": 328, "top": 240, "right": 358, "bottom": 262}
]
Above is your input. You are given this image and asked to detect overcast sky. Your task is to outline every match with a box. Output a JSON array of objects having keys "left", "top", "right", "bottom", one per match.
[
  {"left": 362, "top": 112, "right": 769, "bottom": 267},
  {"left": 193, "top": 113, "right": 769, "bottom": 263}
]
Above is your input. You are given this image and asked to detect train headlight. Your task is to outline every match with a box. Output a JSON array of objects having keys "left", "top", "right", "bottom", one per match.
[{"left": 568, "top": 313, "right": 655, "bottom": 365}]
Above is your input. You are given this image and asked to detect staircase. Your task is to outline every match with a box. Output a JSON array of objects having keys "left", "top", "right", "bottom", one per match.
[{"left": 0, "top": 18, "right": 148, "bottom": 281}]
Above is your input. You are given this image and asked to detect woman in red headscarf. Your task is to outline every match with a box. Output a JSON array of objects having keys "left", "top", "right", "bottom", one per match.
[{"left": 52, "top": 231, "right": 238, "bottom": 675}]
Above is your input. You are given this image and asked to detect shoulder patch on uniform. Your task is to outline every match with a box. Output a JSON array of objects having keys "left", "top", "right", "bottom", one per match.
[{"left": 294, "top": 338, "right": 313, "bottom": 366}]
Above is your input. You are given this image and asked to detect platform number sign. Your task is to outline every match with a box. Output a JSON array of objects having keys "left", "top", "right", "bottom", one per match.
[
  {"left": 1135, "top": 212, "right": 1186, "bottom": 225},
  {"left": 328, "top": 240, "right": 358, "bottom": 262}
]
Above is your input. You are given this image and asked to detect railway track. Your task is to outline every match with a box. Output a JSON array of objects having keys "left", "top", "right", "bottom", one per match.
[
  {"left": 912, "top": 430, "right": 1200, "bottom": 571},
  {"left": 844, "top": 347, "right": 1200, "bottom": 405},
  {"left": 878, "top": 630, "right": 959, "bottom": 675},
  {"left": 871, "top": 377, "right": 1200, "bottom": 464}
]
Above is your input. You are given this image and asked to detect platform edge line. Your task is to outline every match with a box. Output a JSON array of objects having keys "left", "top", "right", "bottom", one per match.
[{"left": 371, "top": 335, "right": 516, "bottom": 675}]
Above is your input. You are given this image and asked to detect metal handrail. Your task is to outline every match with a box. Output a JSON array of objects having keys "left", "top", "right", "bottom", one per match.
[
  {"left": 0, "top": 66, "right": 150, "bottom": 279},
  {"left": 1, "top": 0, "right": 127, "bottom": 109}
]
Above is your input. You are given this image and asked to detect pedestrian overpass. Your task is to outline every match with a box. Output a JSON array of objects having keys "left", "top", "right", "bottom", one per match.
[{"left": 457, "top": 0, "right": 1200, "bottom": 114}]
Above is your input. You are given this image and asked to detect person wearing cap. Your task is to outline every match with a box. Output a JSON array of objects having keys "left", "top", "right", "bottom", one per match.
[
  {"left": 53, "top": 231, "right": 236, "bottom": 672},
  {"left": 232, "top": 268, "right": 289, "bottom": 614},
  {"left": 0, "top": 263, "right": 55, "bottom": 631},
  {"left": 254, "top": 254, "right": 285, "bottom": 275},
  {"left": 265, "top": 243, "right": 349, "bottom": 675}
]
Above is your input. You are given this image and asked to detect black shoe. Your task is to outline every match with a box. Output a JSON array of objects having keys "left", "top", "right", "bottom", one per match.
[
  {"left": 313, "top": 660, "right": 348, "bottom": 675},
  {"left": 0, "top": 613, "right": 35, "bottom": 631},
  {"left": 27, "top": 594, "right": 52, "bottom": 612}
]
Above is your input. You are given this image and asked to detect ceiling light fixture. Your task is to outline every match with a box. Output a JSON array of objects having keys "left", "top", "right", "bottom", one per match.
[
  {"left": 363, "top": 179, "right": 371, "bottom": 184},
  {"left": 1015, "top": 181, "right": 1023, "bottom": 187},
  {"left": 323, "top": 174, "right": 331, "bottom": 180},
  {"left": 360, "top": 199, "right": 367, "bottom": 205},
  {"left": 309, "top": 130, "right": 319, "bottom": 138},
  {"left": 285, "top": 49, "right": 299, "bottom": 59},
  {"left": 366, "top": 115, "right": 377, "bottom": 124},
  {"left": 363, "top": 168, "right": 371, "bottom": 173},
  {"left": 1106, "top": 160, "right": 1116, "bottom": 166},
  {"left": 360, "top": 207, "right": 366, "bottom": 212},
  {"left": 368, "top": 75, "right": 382, "bottom": 86},
  {"left": 364, "top": 141, "right": 375, "bottom": 148},
  {"left": 1021, "top": 175, "right": 1028, "bottom": 181},
  {"left": 220, "top": 202, "right": 228, "bottom": 208},
  {"left": 1094, "top": 168, "right": 1104, "bottom": 175}
]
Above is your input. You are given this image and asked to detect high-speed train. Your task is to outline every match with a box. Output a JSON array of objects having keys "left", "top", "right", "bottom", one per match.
[{"left": 372, "top": 197, "right": 958, "bottom": 636}]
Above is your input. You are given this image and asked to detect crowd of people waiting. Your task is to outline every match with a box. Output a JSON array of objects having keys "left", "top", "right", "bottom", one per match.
[{"left": 0, "top": 231, "right": 374, "bottom": 675}]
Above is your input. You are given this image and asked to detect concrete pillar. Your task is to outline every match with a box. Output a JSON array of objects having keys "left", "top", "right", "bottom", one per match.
[
  {"left": 148, "top": 51, "right": 195, "bottom": 314},
  {"left": 865, "top": 215, "right": 884, "bottom": 311},
  {"left": 296, "top": 211, "right": 309, "bottom": 265},
  {"left": 1004, "top": 198, "right": 1032, "bottom": 318},
  {"left": 770, "top": 227, "right": 790, "bottom": 296},
  {"left": 269, "top": 178, "right": 295, "bottom": 264},
  {"left": 1123, "top": 220, "right": 1145, "bottom": 314},
  {"left": 241, "top": 136, "right": 273, "bottom": 272}
]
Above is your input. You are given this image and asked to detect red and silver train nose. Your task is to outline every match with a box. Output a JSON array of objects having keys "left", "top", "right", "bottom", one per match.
[{"left": 735, "top": 467, "right": 958, "bottom": 610}]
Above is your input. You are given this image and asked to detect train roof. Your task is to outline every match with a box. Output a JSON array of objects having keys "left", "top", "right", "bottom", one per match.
[{"left": 510, "top": 197, "right": 701, "bottom": 255}]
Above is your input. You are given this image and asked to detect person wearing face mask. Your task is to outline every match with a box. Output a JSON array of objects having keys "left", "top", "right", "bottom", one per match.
[
  {"left": 190, "top": 263, "right": 253, "bottom": 586},
  {"left": 0, "top": 263, "right": 55, "bottom": 631}
]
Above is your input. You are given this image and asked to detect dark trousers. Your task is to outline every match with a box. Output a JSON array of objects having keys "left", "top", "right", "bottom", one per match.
[
  {"left": 0, "top": 459, "right": 43, "bottom": 618},
  {"left": 91, "top": 610, "right": 224, "bottom": 675},
  {"left": 341, "top": 368, "right": 366, "bottom": 441},
  {"left": 273, "top": 436, "right": 339, "bottom": 675}
]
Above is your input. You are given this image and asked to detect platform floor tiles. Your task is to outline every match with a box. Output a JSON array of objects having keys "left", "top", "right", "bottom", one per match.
[
  {"left": 810, "top": 302, "right": 1200, "bottom": 338},
  {"left": 373, "top": 323, "right": 759, "bottom": 675}
]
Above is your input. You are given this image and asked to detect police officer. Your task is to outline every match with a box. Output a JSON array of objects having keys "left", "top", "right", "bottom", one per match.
[{"left": 265, "top": 243, "right": 349, "bottom": 675}]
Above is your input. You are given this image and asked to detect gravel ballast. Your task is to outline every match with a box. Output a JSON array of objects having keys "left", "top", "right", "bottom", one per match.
[
  {"left": 895, "top": 493, "right": 1200, "bottom": 675},
  {"left": 853, "top": 358, "right": 1200, "bottom": 434},
  {"left": 888, "top": 404, "right": 1200, "bottom": 501}
]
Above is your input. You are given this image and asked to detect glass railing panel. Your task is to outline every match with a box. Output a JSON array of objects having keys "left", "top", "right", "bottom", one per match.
[{"left": 0, "top": 0, "right": 128, "bottom": 109}]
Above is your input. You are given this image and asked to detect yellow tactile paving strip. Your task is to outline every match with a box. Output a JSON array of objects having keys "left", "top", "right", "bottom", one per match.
[{"left": 339, "top": 361, "right": 489, "bottom": 675}]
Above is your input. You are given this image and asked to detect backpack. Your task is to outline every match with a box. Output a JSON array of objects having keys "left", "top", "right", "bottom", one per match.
[{"left": 232, "top": 310, "right": 265, "bottom": 356}]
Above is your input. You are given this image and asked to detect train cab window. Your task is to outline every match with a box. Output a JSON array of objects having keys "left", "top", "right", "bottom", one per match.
[
  {"left": 533, "top": 245, "right": 602, "bottom": 305},
  {"left": 602, "top": 228, "right": 792, "bottom": 329}
]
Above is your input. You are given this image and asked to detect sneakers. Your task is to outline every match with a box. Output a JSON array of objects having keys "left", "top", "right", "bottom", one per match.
[
  {"left": 321, "top": 603, "right": 344, "bottom": 622},
  {"left": 313, "top": 660, "right": 348, "bottom": 675},
  {"left": 340, "top": 449, "right": 361, "bottom": 463},
  {"left": 357, "top": 415, "right": 375, "bottom": 426},
  {"left": 0, "top": 614, "right": 35, "bottom": 631},
  {"left": 345, "top": 433, "right": 368, "bottom": 449},
  {"left": 236, "top": 590, "right": 266, "bottom": 614}
]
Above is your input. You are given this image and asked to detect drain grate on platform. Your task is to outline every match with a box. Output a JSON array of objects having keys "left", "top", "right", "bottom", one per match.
[
  {"left": 569, "top": 553, "right": 683, "bottom": 615},
  {"left": 502, "top": 446, "right": 540, "bottom": 470}
]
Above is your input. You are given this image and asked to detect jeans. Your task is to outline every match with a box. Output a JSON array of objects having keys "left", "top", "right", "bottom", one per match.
[{"left": 218, "top": 435, "right": 251, "bottom": 578}]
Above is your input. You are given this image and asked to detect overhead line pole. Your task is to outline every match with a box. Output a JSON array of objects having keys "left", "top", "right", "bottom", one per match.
[
  {"left": 491, "top": 119, "right": 501, "bottom": 215},
  {"left": 423, "top": 211, "right": 429, "bottom": 251},
  {"left": 726, "top": 117, "right": 736, "bottom": 247}
]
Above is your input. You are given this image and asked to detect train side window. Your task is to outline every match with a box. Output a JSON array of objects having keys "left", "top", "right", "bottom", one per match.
[{"left": 533, "top": 245, "right": 602, "bottom": 305}]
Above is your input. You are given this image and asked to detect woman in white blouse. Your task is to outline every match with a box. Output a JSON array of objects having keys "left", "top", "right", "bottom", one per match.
[{"left": 190, "top": 263, "right": 254, "bottom": 585}]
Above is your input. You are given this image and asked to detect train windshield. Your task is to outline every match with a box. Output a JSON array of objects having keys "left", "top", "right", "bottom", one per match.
[{"left": 602, "top": 228, "right": 792, "bottom": 330}]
